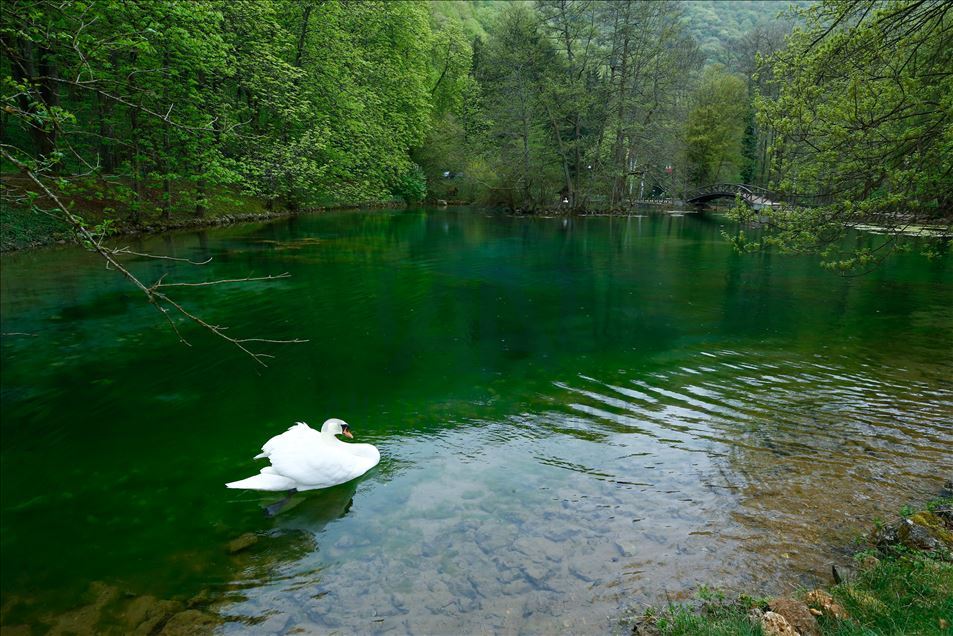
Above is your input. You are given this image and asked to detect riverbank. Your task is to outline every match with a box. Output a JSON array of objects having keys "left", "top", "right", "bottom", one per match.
[
  {"left": 0, "top": 174, "right": 408, "bottom": 252},
  {"left": 630, "top": 488, "right": 953, "bottom": 635}
]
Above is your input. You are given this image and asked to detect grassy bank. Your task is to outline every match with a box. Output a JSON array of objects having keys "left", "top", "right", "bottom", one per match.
[
  {"left": 0, "top": 174, "right": 406, "bottom": 252},
  {"left": 633, "top": 495, "right": 953, "bottom": 635}
]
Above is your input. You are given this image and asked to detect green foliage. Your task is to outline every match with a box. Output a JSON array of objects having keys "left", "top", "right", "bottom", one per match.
[
  {"left": 460, "top": 0, "right": 700, "bottom": 209},
  {"left": 0, "top": 202, "right": 71, "bottom": 250},
  {"left": 756, "top": 0, "right": 953, "bottom": 265},
  {"left": 428, "top": 0, "right": 505, "bottom": 41},
  {"left": 4, "top": 0, "right": 946, "bottom": 271},
  {"left": 1, "top": 0, "right": 445, "bottom": 218},
  {"left": 428, "top": 6, "right": 476, "bottom": 118},
  {"left": 681, "top": 1, "right": 811, "bottom": 65},
  {"left": 685, "top": 66, "right": 748, "bottom": 185},
  {"left": 392, "top": 163, "right": 427, "bottom": 204}
]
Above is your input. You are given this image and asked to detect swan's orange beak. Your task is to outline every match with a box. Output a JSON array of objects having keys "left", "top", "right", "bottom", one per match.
[{"left": 343, "top": 429, "right": 354, "bottom": 439}]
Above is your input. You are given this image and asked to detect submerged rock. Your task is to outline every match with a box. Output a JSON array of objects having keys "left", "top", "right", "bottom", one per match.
[
  {"left": 768, "top": 598, "right": 820, "bottom": 636},
  {"left": 257, "top": 612, "right": 290, "bottom": 634},
  {"left": 157, "top": 609, "right": 220, "bottom": 635},
  {"left": 44, "top": 582, "right": 119, "bottom": 635},
  {"left": 14, "top": 581, "right": 223, "bottom": 636},
  {"left": 121, "top": 595, "right": 183, "bottom": 635},
  {"left": 227, "top": 532, "right": 259, "bottom": 554}
]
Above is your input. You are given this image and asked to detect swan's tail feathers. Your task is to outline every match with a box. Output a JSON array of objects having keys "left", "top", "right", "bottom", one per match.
[
  {"left": 226, "top": 472, "right": 296, "bottom": 491},
  {"left": 253, "top": 452, "right": 267, "bottom": 460}
]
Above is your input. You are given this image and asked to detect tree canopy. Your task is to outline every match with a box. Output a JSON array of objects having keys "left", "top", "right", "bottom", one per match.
[
  {"left": 1, "top": 0, "right": 446, "bottom": 215},
  {"left": 2, "top": 0, "right": 948, "bottom": 266},
  {"left": 746, "top": 0, "right": 952, "bottom": 269}
]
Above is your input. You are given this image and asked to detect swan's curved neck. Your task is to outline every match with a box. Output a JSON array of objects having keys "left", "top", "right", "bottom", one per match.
[{"left": 320, "top": 427, "right": 346, "bottom": 444}]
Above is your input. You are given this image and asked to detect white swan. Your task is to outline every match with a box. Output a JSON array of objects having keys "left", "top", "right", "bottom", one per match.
[{"left": 226, "top": 419, "right": 380, "bottom": 491}]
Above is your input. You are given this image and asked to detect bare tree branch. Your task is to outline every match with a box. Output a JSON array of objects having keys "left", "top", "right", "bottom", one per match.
[
  {"left": 1, "top": 147, "right": 307, "bottom": 366},
  {"left": 111, "top": 247, "right": 213, "bottom": 265},
  {"left": 152, "top": 273, "right": 291, "bottom": 289}
]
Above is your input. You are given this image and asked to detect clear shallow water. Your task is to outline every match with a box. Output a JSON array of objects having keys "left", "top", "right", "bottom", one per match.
[{"left": 1, "top": 209, "right": 951, "bottom": 633}]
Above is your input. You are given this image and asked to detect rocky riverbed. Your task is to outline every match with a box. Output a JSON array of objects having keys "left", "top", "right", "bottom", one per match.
[
  {"left": 0, "top": 527, "right": 317, "bottom": 635},
  {"left": 632, "top": 483, "right": 953, "bottom": 636}
]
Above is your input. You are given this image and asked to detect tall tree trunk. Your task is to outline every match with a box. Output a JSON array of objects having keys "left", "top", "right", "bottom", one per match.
[
  {"left": 37, "top": 46, "right": 59, "bottom": 167},
  {"left": 611, "top": 15, "right": 631, "bottom": 206},
  {"left": 95, "top": 92, "right": 115, "bottom": 173},
  {"left": 519, "top": 91, "right": 532, "bottom": 207},
  {"left": 295, "top": 3, "right": 314, "bottom": 68},
  {"left": 195, "top": 177, "right": 207, "bottom": 217},
  {"left": 544, "top": 101, "right": 573, "bottom": 208},
  {"left": 131, "top": 108, "right": 143, "bottom": 223},
  {"left": 126, "top": 50, "right": 144, "bottom": 223},
  {"left": 160, "top": 48, "right": 172, "bottom": 220},
  {"left": 10, "top": 37, "right": 57, "bottom": 163}
]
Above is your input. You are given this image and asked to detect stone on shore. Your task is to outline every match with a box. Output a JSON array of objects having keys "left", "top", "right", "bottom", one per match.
[
  {"left": 759, "top": 610, "right": 798, "bottom": 636},
  {"left": 768, "top": 597, "right": 820, "bottom": 636},
  {"left": 805, "top": 589, "right": 848, "bottom": 620},
  {"left": 873, "top": 511, "right": 953, "bottom": 554}
]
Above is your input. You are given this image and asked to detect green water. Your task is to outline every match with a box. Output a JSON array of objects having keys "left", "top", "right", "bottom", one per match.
[{"left": 1, "top": 209, "right": 951, "bottom": 633}]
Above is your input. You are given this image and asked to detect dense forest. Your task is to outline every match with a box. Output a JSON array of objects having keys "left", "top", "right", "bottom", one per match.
[{"left": 1, "top": 0, "right": 951, "bottom": 260}]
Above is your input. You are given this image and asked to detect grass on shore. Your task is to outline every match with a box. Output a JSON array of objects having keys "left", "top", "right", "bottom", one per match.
[
  {"left": 639, "top": 497, "right": 953, "bottom": 636},
  {"left": 649, "top": 552, "right": 952, "bottom": 635}
]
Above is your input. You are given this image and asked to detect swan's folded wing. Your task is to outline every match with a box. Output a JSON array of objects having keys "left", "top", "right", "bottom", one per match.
[
  {"left": 256, "top": 422, "right": 318, "bottom": 460},
  {"left": 268, "top": 441, "right": 365, "bottom": 489},
  {"left": 345, "top": 443, "right": 381, "bottom": 467}
]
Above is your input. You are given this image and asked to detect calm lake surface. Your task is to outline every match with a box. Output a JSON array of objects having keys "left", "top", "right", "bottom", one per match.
[{"left": 2, "top": 208, "right": 951, "bottom": 633}]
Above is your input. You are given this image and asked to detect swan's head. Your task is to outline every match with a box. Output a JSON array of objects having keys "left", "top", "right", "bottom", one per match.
[{"left": 322, "top": 418, "right": 353, "bottom": 439}]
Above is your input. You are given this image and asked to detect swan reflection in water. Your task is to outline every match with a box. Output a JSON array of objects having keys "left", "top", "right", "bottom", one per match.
[
  {"left": 265, "top": 478, "right": 359, "bottom": 529},
  {"left": 224, "top": 480, "right": 361, "bottom": 590}
]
